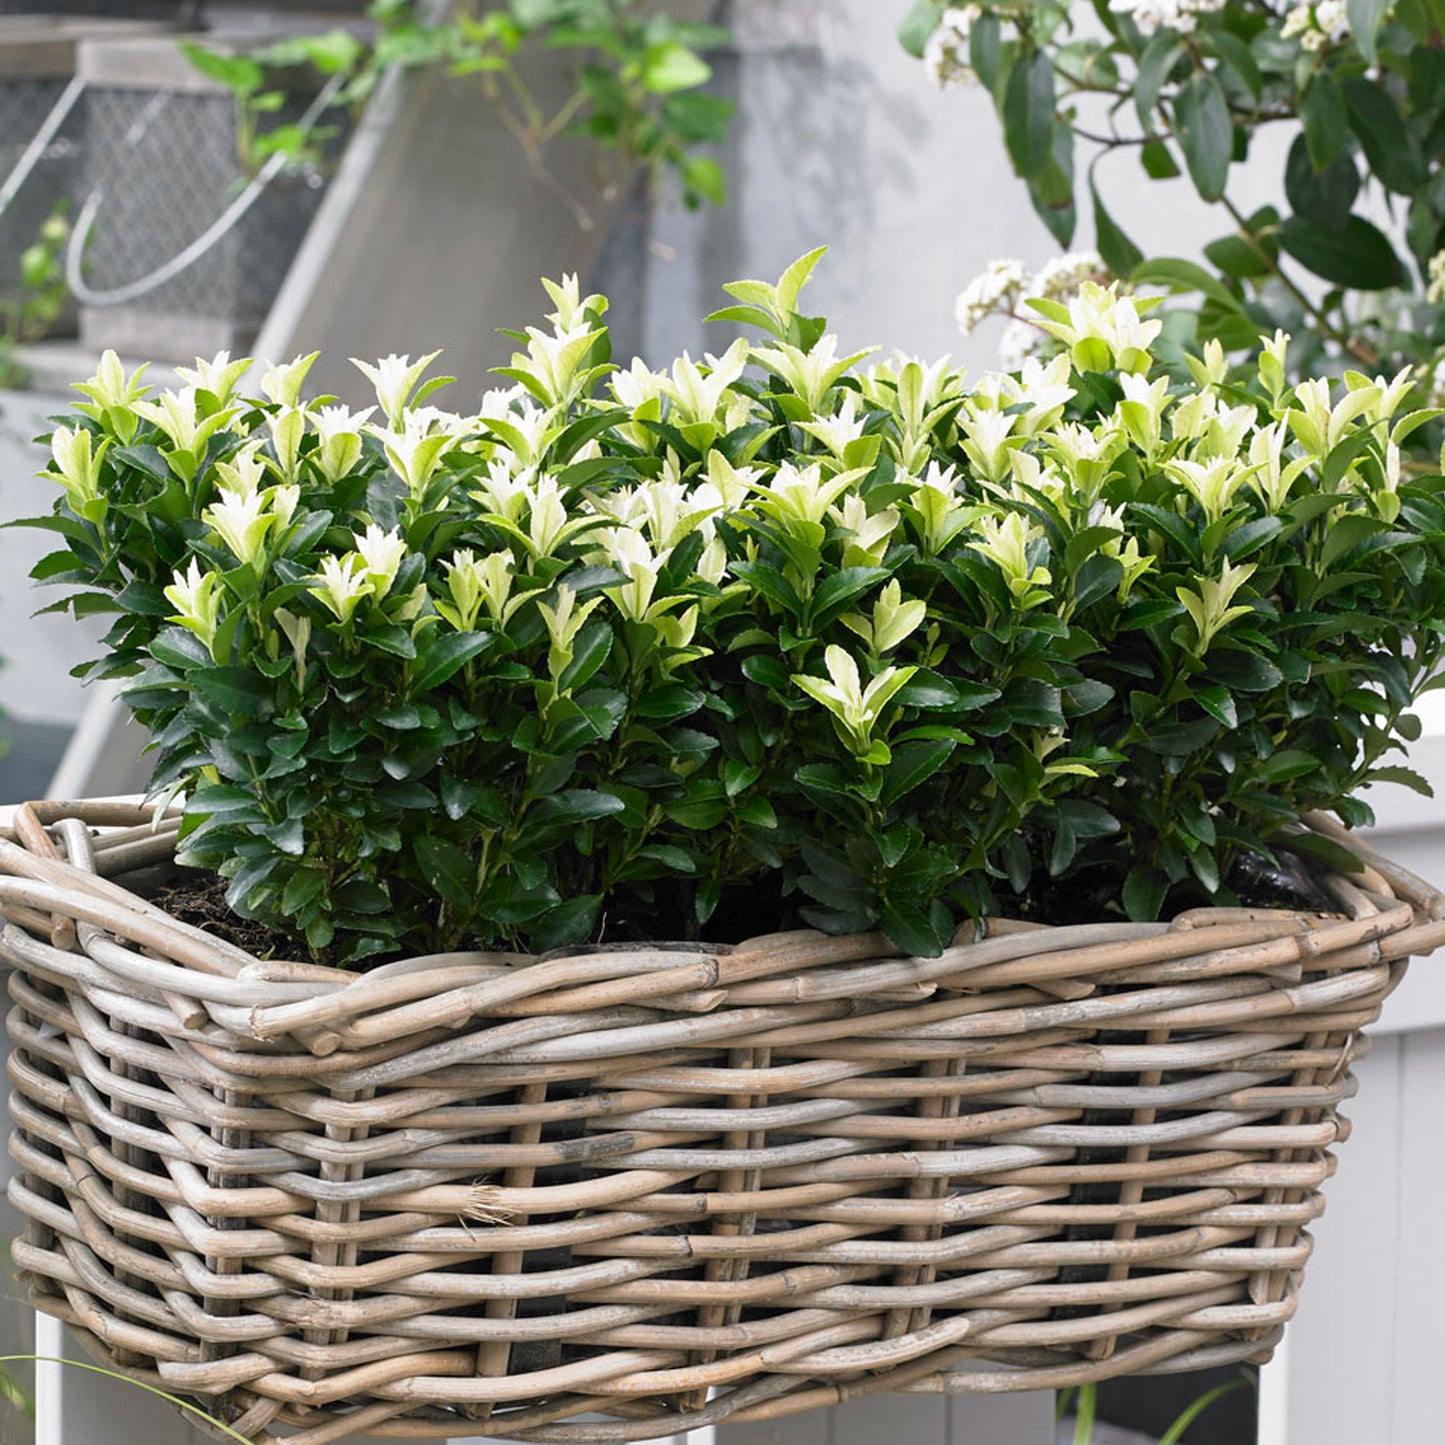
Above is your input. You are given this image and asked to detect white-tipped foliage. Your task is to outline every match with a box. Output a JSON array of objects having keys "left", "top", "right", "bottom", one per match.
[{"left": 33, "top": 251, "right": 1445, "bottom": 962}]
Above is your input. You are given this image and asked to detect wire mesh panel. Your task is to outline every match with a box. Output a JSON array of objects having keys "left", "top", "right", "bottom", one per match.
[
  {"left": 0, "top": 75, "right": 81, "bottom": 325},
  {"left": 77, "top": 84, "right": 345, "bottom": 358}
]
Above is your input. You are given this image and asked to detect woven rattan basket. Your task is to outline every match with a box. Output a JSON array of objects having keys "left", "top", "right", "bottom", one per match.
[{"left": 4, "top": 799, "right": 1444, "bottom": 1443}]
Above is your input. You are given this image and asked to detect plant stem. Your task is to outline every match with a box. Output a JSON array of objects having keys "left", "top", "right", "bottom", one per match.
[{"left": 1220, "top": 194, "right": 1380, "bottom": 367}]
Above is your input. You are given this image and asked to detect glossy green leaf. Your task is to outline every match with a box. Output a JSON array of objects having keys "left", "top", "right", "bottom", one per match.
[
  {"left": 1341, "top": 77, "right": 1426, "bottom": 195},
  {"left": 1300, "top": 74, "right": 1349, "bottom": 171},
  {"left": 1123, "top": 866, "right": 1167, "bottom": 922},
  {"left": 897, "top": 1, "right": 940, "bottom": 58},
  {"left": 1134, "top": 33, "right": 1183, "bottom": 129},
  {"left": 1284, "top": 134, "right": 1359, "bottom": 227},
  {"left": 1130, "top": 257, "right": 1248, "bottom": 314},
  {"left": 969, "top": 12, "right": 1004, "bottom": 90},
  {"left": 1140, "top": 138, "right": 1180, "bottom": 178},
  {"left": 1172, "top": 70, "right": 1232, "bottom": 202},
  {"left": 1003, "top": 49, "right": 1057, "bottom": 180},
  {"left": 412, "top": 630, "right": 492, "bottom": 692},
  {"left": 1029, "top": 119, "right": 1077, "bottom": 245},
  {"left": 1277, "top": 213, "right": 1404, "bottom": 289},
  {"left": 1346, "top": 0, "right": 1393, "bottom": 67}
]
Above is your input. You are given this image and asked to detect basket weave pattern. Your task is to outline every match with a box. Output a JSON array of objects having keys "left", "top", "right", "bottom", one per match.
[{"left": 4, "top": 801, "right": 1444, "bottom": 1444}]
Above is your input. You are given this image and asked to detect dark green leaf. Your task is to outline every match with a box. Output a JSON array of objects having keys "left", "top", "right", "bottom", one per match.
[
  {"left": 724, "top": 759, "right": 762, "bottom": 796},
  {"left": 529, "top": 789, "right": 626, "bottom": 825},
  {"left": 740, "top": 653, "right": 791, "bottom": 692},
  {"left": 1204, "top": 233, "right": 1271, "bottom": 280},
  {"left": 1348, "top": 0, "right": 1391, "bottom": 63},
  {"left": 1003, "top": 49, "right": 1056, "bottom": 180},
  {"left": 1135, "top": 34, "right": 1183, "bottom": 130},
  {"left": 969, "top": 12, "right": 1003, "bottom": 90},
  {"left": 881, "top": 739, "right": 955, "bottom": 808},
  {"left": 1130, "top": 257, "right": 1248, "bottom": 314},
  {"left": 414, "top": 835, "right": 476, "bottom": 908},
  {"left": 881, "top": 898, "right": 950, "bottom": 957},
  {"left": 1140, "top": 715, "right": 1220, "bottom": 755},
  {"left": 1140, "top": 139, "right": 1180, "bottom": 179},
  {"left": 1005, "top": 678, "right": 1064, "bottom": 729},
  {"left": 110, "top": 443, "right": 172, "bottom": 482},
  {"left": 558, "top": 621, "right": 613, "bottom": 692},
  {"left": 1342, "top": 76, "right": 1425, "bottom": 195},
  {"left": 1300, "top": 74, "right": 1349, "bottom": 171},
  {"left": 1188, "top": 847, "right": 1220, "bottom": 894},
  {"left": 1206, "top": 32, "right": 1260, "bottom": 100},
  {"left": 1208, "top": 649, "right": 1283, "bottom": 690},
  {"left": 332, "top": 878, "right": 393, "bottom": 915},
  {"left": 1064, "top": 679, "right": 1113, "bottom": 716},
  {"left": 811, "top": 566, "right": 893, "bottom": 620},
  {"left": 1123, "top": 866, "right": 1167, "bottom": 921},
  {"left": 733, "top": 560, "right": 801, "bottom": 617},
  {"left": 193, "top": 666, "right": 274, "bottom": 720},
  {"left": 531, "top": 895, "right": 601, "bottom": 951},
  {"left": 1287, "top": 831, "right": 1366, "bottom": 876},
  {"left": 1277, "top": 214, "right": 1404, "bottom": 289},
  {"left": 116, "top": 578, "right": 173, "bottom": 617},
  {"left": 151, "top": 628, "right": 212, "bottom": 671},
  {"left": 1172, "top": 70, "right": 1232, "bottom": 202},
  {"left": 1285, "top": 134, "right": 1359, "bottom": 228},
  {"left": 634, "top": 683, "right": 704, "bottom": 720},
  {"left": 281, "top": 868, "right": 327, "bottom": 913},
  {"left": 1029, "top": 120, "right": 1077, "bottom": 246},
  {"left": 1363, "top": 764, "right": 1433, "bottom": 796},
  {"left": 1253, "top": 748, "right": 1320, "bottom": 783},
  {"left": 413, "top": 629, "right": 492, "bottom": 692}
]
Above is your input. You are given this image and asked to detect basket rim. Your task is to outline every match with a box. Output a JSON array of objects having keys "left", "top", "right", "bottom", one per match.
[{"left": 2, "top": 798, "right": 1444, "bottom": 1057}]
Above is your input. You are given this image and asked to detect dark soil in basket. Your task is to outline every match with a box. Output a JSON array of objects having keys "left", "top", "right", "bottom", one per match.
[
  {"left": 153, "top": 871, "right": 313, "bottom": 962},
  {"left": 148, "top": 843, "right": 1336, "bottom": 970}
]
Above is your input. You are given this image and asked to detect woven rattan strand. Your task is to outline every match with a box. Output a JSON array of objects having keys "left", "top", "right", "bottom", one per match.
[{"left": 3, "top": 800, "right": 1442, "bottom": 1443}]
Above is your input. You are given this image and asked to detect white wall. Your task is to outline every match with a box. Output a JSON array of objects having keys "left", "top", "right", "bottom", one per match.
[
  {"left": 640, "top": 0, "right": 1293, "bottom": 374},
  {"left": 0, "top": 389, "right": 107, "bottom": 726}
]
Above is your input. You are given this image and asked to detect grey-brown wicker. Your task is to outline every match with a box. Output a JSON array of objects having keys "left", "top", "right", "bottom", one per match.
[{"left": 4, "top": 800, "right": 1443, "bottom": 1444}]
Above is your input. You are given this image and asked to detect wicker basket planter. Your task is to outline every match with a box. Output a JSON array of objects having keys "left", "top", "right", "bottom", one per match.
[{"left": 4, "top": 799, "right": 1444, "bottom": 1443}]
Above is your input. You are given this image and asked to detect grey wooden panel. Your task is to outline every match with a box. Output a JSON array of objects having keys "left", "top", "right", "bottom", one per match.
[
  {"left": 0, "top": 1114, "right": 35, "bottom": 1445},
  {"left": 1386, "top": 1029, "right": 1445, "bottom": 1441},
  {"left": 948, "top": 1390, "right": 1055, "bottom": 1442},
  {"left": 176, "top": 1426, "right": 700, "bottom": 1444},
  {"left": 183, "top": 1428, "right": 701, "bottom": 1445},
  {"left": 64, "top": 1371, "right": 702, "bottom": 1445},
  {"left": 404, "top": 1435, "right": 698, "bottom": 1445},
  {"left": 831, "top": 1393, "right": 947, "bottom": 1445},
  {"left": 1284, "top": 1033, "right": 1402, "bottom": 1444},
  {"left": 724, "top": 1405, "right": 830, "bottom": 1445},
  {"left": 59, "top": 1341, "right": 198, "bottom": 1445}
]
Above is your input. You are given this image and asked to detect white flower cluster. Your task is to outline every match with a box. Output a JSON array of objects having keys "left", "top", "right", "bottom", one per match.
[
  {"left": 956, "top": 251, "right": 1106, "bottom": 371},
  {"left": 1427, "top": 250, "right": 1445, "bottom": 306},
  {"left": 954, "top": 258, "right": 1030, "bottom": 337},
  {"left": 1036, "top": 251, "right": 1107, "bottom": 299},
  {"left": 1280, "top": 0, "right": 1352, "bottom": 50},
  {"left": 923, "top": 5, "right": 982, "bottom": 88},
  {"left": 1108, "top": 0, "right": 1224, "bottom": 36}
]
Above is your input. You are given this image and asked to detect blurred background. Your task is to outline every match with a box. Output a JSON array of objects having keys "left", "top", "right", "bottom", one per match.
[{"left": 0, "top": 4, "right": 1437, "bottom": 1445}]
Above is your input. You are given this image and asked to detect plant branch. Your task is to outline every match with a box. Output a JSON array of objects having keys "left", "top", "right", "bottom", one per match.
[{"left": 1220, "top": 194, "right": 1380, "bottom": 367}]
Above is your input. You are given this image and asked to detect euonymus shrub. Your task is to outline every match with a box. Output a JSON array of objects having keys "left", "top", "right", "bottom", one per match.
[{"left": 33, "top": 251, "right": 1445, "bottom": 962}]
